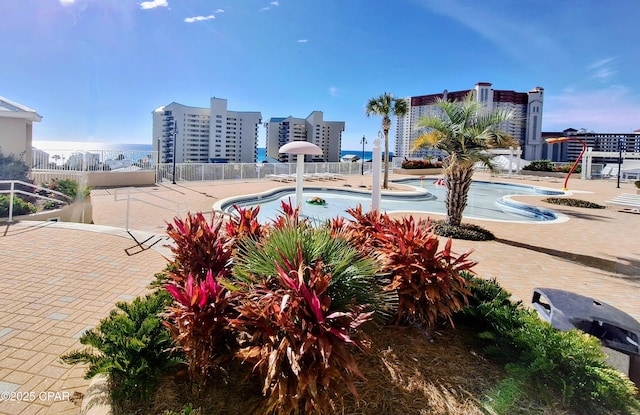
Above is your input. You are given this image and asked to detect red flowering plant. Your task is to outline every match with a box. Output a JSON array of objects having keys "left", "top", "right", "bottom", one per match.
[
  {"left": 334, "top": 206, "right": 476, "bottom": 327},
  {"left": 163, "top": 270, "right": 237, "bottom": 388},
  {"left": 224, "top": 204, "right": 264, "bottom": 242},
  {"left": 401, "top": 159, "right": 443, "bottom": 169},
  {"left": 165, "top": 212, "right": 233, "bottom": 284},
  {"left": 231, "top": 254, "right": 373, "bottom": 414}
]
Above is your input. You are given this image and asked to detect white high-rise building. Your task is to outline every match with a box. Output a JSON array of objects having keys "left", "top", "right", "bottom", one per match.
[
  {"left": 395, "top": 83, "right": 544, "bottom": 161},
  {"left": 152, "top": 98, "right": 261, "bottom": 164},
  {"left": 264, "top": 111, "right": 344, "bottom": 162}
]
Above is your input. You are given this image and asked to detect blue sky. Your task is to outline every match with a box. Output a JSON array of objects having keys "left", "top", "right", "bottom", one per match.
[{"left": 2, "top": 0, "right": 639, "bottom": 150}]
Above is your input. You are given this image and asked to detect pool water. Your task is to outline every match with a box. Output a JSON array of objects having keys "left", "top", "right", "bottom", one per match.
[{"left": 218, "top": 180, "right": 565, "bottom": 223}]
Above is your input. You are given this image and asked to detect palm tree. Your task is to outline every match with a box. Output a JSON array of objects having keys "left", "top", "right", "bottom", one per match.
[
  {"left": 412, "top": 92, "right": 518, "bottom": 226},
  {"left": 366, "top": 92, "right": 408, "bottom": 189}
]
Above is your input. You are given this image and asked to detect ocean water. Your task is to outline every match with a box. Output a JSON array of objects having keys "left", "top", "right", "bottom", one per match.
[{"left": 32, "top": 141, "right": 389, "bottom": 162}]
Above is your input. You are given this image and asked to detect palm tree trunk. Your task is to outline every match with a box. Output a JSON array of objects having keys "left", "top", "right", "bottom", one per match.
[
  {"left": 383, "top": 128, "right": 390, "bottom": 189},
  {"left": 444, "top": 163, "right": 474, "bottom": 226}
]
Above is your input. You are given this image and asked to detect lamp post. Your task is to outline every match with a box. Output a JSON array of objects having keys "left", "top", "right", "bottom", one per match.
[
  {"left": 172, "top": 120, "right": 178, "bottom": 185},
  {"left": 545, "top": 137, "right": 587, "bottom": 191},
  {"left": 360, "top": 135, "right": 367, "bottom": 175},
  {"left": 617, "top": 137, "right": 625, "bottom": 189},
  {"left": 157, "top": 136, "right": 161, "bottom": 183}
]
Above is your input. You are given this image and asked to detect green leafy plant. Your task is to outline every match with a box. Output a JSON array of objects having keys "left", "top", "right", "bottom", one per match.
[
  {"left": 400, "top": 159, "right": 443, "bottom": 169},
  {"left": 335, "top": 206, "right": 475, "bottom": 327},
  {"left": 231, "top": 255, "right": 373, "bottom": 415},
  {"left": 165, "top": 212, "right": 233, "bottom": 284},
  {"left": 163, "top": 271, "right": 237, "bottom": 388},
  {"left": 234, "top": 224, "right": 390, "bottom": 320},
  {"left": 61, "top": 290, "right": 183, "bottom": 402},
  {"left": 543, "top": 197, "right": 605, "bottom": 209},
  {"left": 0, "top": 150, "right": 30, "bottom": 182},
  {"left": 522, "top": 160, "right": 556, "bottom": 172},
  {"left": 457, "top": 276, "right": 640, "bottom": 414},
  {"left": 554, "top": 163, "right": 581, "bottom": 173},
  {"left": 43, "top": 178, "right": 90, "bottom": 199},
  {"left": 0, "top": 194, "right": 36, "bottom": 217},
  {"left": 634, "top": 180, "right": 640, "bottom": 189}
]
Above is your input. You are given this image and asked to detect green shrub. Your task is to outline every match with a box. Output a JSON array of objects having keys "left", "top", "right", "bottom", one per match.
[
  {"left": 431, "top": 219, "right": 496, "bottom": 241},
  {"left": 0, "top": 151, "right": 30, "bottom": 182},
  {"left": 61, "top": 290, "right": 184, "bottom": 402},
  {"left": 456, "top": 277, "right": 640, "bottom": 414},
  {"left": 401, "top": 159, "right": 443, "bottom": 169},
  {"left": 543, "top": 197, "right": 605, "bottom": 209},
  {"left": 554, "top": 163, "right": 581, "bottom": 173},
  {"left": 522, "top": 160, "right": 555, "bottom": 172},
  {"left": 44, "top": 178, "right": 89, "bottom": 199},
  {"left": 0, "top": 194, "right": 36, "bottom": 217},
  {"left": 635, "top": 180, "right": 640, "bottom": 189}
]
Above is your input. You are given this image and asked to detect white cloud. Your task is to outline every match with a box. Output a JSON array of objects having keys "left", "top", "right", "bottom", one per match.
[
  {"left": 587, "top": 57, "right": 618, "bottom": 82},
  {"left": 140, "top": 0, "right": 168, "bottom": 10},
  {"left": 543, "top": 86, "right": 640, "bottom": 132},
  {"left": 59, "top": 0, "right": 76, "bottom": 6},
  {"left": 261, "top": 1, "right": 279, "bottom": 11},
  {"left": 329, "top": 87, "right": 339, "bottom": 97},
  {"left": 185, "top": 15, "right": 215, "bottom": 23},
  {"left": 588, "top": 57, "right": 617, "bottom": 70},
  {"left": 297, "top": 39, "right": 308, "bottom": 43},
  {"left": 215, "top": 9, "right": 225, "bottom": 13}
]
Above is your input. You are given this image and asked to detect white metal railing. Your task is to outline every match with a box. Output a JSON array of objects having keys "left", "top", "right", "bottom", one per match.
[
  {"left": 0, "top": 180, "right": 73, "bottom": 222},
  {"left": 156, "top": 161, "right": 378, "bottom": 183},
  {"left": 32, "top": 148, "right": 157, "bottom": 172},
  {"left": 113, "top": 187, "right": 188, "bottom": 231}
]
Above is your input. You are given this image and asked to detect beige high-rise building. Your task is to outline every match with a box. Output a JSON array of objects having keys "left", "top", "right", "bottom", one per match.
[
  {"left": 264, "top": 111, "right": 344, "bottom": 162},
  {"left": 395, "top": 83, "right": 544, "bottom": 161},
  {"left": 152, "top": 98, "right": 261, "bottom": 164}
]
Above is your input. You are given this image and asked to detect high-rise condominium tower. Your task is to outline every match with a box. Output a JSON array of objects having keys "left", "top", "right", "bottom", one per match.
[
  {"left": 395, "top": 83, "right": 544, "bottom": 161},
  {"left": 264, "top": 111, "right": 345, "bottom": 162},
  {"left": 152, "top": 98, "right": 261, "bottom": 164}
]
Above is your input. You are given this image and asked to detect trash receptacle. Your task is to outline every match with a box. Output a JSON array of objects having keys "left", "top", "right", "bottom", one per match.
[{"left": 532, "top": 287, "right": 640, "bottom": 385}]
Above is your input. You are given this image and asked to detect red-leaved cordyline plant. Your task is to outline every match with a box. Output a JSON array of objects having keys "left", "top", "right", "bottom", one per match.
[
  {"left": 165, "top": 212, "right": 233, "bottom": 284},
  {"left": 225, "top": 204, "right": 264, "bottom": 242},
  {"left": 163, "top": 270, "right": 237, "bottom": 388},
  {"left": 334, "top": 205, "right": 476, "bottom": 327},
  {"left": 271, "top": 198, "right": 307, "bottom": 230},
  {"left": 231, "top": 254, "right": 372, "bottom": 415}
]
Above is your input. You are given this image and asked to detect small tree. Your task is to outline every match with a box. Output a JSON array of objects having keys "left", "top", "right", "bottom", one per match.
[
  {"left": 0, "top": 150, "right": 31, "bottom": 182},
  {"left": 412, "top": 92, "right": 517, "bottom": 226},
  {"left": 366, "top": 93, "right": 408, "bottom": 189}
]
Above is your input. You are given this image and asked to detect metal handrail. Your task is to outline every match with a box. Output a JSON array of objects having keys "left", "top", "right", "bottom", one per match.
[
  {"left": 0, "top": 180, "right": 75, "bottom": 222},
  {"left": 113, "top": 187, "right": 188, "bottom": 231}
]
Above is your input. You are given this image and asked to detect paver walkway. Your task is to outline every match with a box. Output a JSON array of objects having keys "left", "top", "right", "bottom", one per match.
[
  {"left": 0, "top": 172, "right": 638, "bottom": 414},
  {"left": 0, "top": 222, "right": 167, "bottom": 415}
]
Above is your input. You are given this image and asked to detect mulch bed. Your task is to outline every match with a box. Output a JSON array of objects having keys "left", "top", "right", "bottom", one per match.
[{"left": 121, "top": 324, "right": 505, "bottom": 415}]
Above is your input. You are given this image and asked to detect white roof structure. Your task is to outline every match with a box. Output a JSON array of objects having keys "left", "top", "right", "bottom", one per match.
[
  {"left": 279, "top": 141, "right": 323, "bottom": 155},
  {"left": 0, "top": 96, "right": 42, "bottom": 122}
]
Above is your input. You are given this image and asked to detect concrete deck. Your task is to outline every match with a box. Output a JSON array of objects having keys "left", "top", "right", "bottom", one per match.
[{"left": 0, "top": 172, "right": 639, "bottom": 414}]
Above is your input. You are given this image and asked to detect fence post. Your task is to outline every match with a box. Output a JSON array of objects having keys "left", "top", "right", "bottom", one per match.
[{"left": 8, "top": 181, "right": 15, "bottom": 222}]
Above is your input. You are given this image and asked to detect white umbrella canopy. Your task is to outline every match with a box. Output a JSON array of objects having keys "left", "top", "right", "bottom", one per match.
[
  {"left": 278, "top": 142, "right": 323, "bottom": 212},
  {"left": 279, "top": 141, "right": 323, "bottom": 155}
]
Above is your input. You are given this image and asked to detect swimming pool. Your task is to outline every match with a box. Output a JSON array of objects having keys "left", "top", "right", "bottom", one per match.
[{"left": 213, "top": 179, "right": 567, "bottom": 223}]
